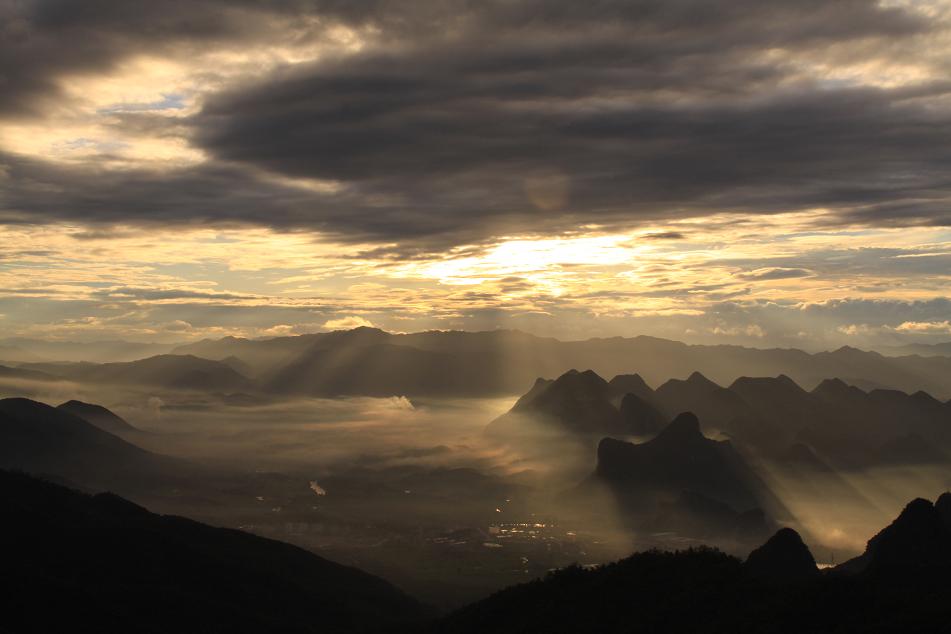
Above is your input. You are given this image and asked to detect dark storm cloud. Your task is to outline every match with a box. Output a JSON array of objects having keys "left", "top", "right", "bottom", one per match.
[
  {"left": 0, "top": 150, "right": 503, "bottom": 247},
  {"left": 91, "top": 287, "right": 255, "bottom": 301},
  {"left": 718, "top": 247, "right": 951, "bottom": 279},
  {"left": 641, "top": 232, "right": 687, "bottom": 241},
  {"left": 738, "top": 268, "right": 813, "bottom": 281},
  {"left": 800, "top": 297, "right": 951, "bottom": 327},
  {"left": 0, "top": 0, "right": 343, "bottom": 116},
  {"left": 2, "top": 0, "right": 950, "bottom": 247},
  {"left": 197, "top": 70, "right": 951, "bottom": 242},
  {"left": 0, "top": 151, "right": 318, "bottom": 226}
]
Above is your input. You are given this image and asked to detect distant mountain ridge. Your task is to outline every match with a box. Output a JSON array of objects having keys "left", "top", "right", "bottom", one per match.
[
  {"left": 878, "top": 341, "right": 951, "bottom": 358},
  {"left": 171, "top": 327, "right": 951, "bottom": 399},
  {"left": 19, "top": 354, "right": 249, "bottom": 392},
  {"left": 1, "top": 338, "right": 178, "bottom": 363},
  {"left": 0, "top": 363, "right": 58, "bottom": 382},
  {"left": 9, "top": 328, "right": 951, "bottom": 400}
]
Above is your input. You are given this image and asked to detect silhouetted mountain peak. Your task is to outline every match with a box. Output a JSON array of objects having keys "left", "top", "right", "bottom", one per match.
[
  {"left": 838, "top": 496, "right": 951, "bottom": 573},
  {"left": 937, "top": 492, "right": 951, "bottom": 530},
  {"left": 609, "top": 373, "right": 651, "bottom": 393},
  {"left": 654, "top": 373, "right": 722, "bottom": 418},
  {"left": 3, "top": 396, "right": 38, "bottom": 407},
  {"left": 345, "top": 326, "right": 384, "bottom": 334},
  {"left": 591, "top": 409, "right": 787, "bottom": 534},
  {"left": 56, "top": 399, "right": 136, "bottom": 434},
  {"left": 811, "top": 377, "right": 866, "bottom": 399},
  {"left": 515, "top": 369, "right": 610, "bottom": 400},
  {"left": 0, "top": 397, "right": 173, "bottom": 493},
  {"left": 687, "top": 371, "right": 714, "bottom": 385},
  {"left": 745, "top": 527, "right": 818, "bottom": 582},
  {"left": 4, "top": 398, "right": 94, "bottom": 431},
  {"left": 896, "top": 497, "right": 939, "bottom": 524},
  {"left": 575, "top": 368, "right": 608, "bottom": 382},
  {"left": 655, "top": 412, "right": 704, "bottom": 443},
  {"left": 512, "top": 377, "right": 555, "bottom": 402},
  {"left": 550, "top": 368, "right": 610, "bottom": 393},
  {"left": 618, "top": 392, "right": 667, "bottom": 435},
  {"left": 501, "top": 369, "right": 627, "bottom": 435},
  {"left": 531, "top": 377, "right": 551, "bottom": 388},
  {"left": 776, "top": 373, "right": 796, "bottom": 385},
  {"left": 510, "top": 377, "right": 554, "bottom": 410},
  {"left": 309, "top": 326, "right": 391, "bottom": 350},
  {"left": 831, "top": 345, "right": 878, "bottom": 359},
  {"left": 910, "top": 390, "right": 942, "bottom": 405},
  {"left": 729, "top": 374, "right": 806, "bottom": 395},
  {"left": 595, "top": 436, "right": 631, "bottom": 468},
  {"left": 332, "top": 326, "right": 387, "bottom": 339}
]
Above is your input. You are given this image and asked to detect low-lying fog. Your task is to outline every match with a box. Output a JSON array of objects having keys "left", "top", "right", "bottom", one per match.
[{"left": 3, "top": 374, "right": 949, "bottom": 609}]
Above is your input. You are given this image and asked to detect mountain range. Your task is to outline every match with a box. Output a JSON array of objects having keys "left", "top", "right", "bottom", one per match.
[
  {"left": 178, "top": 328, "right": 951, "bottom": 398},
  {"left": 487, "top": 366, "right": 950, "bottom": 546},
  {"left": 877, "top": 341, "right": 951, "bottom": 358},
  {"left": 7, "top": 328, "right": 951, "bottom": 399},
  {"left": 491, "top": 368, "right": 951, "bottom": 469}
]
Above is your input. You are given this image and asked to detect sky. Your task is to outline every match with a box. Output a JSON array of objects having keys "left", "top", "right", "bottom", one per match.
[{"left": 1, "top": 0, "right": 951, "bottom": 349}]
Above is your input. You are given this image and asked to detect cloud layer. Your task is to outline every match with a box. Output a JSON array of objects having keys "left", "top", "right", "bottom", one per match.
[
  {"left": 2, "top": 0, "right": 951, "bottom": 245},
  {"left": 1, "top": 1, "right": 951, "bottom": 345}
]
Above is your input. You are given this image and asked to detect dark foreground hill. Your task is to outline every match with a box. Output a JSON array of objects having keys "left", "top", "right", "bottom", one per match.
[
  {"left": 837, "top": 494, "right": 951, "bottom": 573},
  {"left": 0, "top": 470, "right": 425, "bottom": 634},
  {"left": 3, "top": 466, "right": 949, "bottom": 634},
  {"left": 433, "top": 496, "right": 951, "bottom": 634}
]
